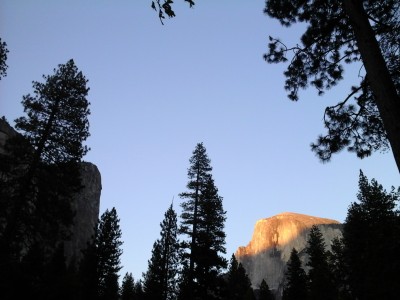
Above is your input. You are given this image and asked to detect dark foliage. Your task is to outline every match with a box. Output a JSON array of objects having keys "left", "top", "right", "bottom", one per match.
[
  {"left": 343, "top": 171, "right": 400, "bottom": 299},
  {"left": 264, "top": 0, "right": 400, "bottom": 165},
  {"left": 1, "top": 58, "right": 90, "bottom": 265},
  {"left": 328, "top": 238, "right": 352, "bottom": 300},
  {"left": 226, "top": 254, "right": 255, "bottom": 300},
  {"left": 96, "top": 207, "right": 123, "bottom": 300},
  {"left": 15, "top": 59, "right": 90, "bottom": 167},
  {"left": 134, "top": 280, "right": 145, "bottom": 299},
  {"left": 282, "top": 248, "right": 307, "bottom": 300},
  {"left": 151, "top": 2, "right": 400, "bottom": 171},
  {"left": 194, "top": 176, "right": 227, "bottom": 298},
  {"left": 259, "top": 279, "right": 274, "bottom": 300},
  {"left": 151, "top": 0, "right": 195, "bottom": 24},
  {"left": 179, "top": 143, "right": 227, "bottom": 299},
  {"left": 143, "top": 204, "right": 180, "bottom": 300},
  {"left": 179, "top": 142, "right": 212, "bottom": 296},
  {"left": 121, "top": 272, "right": 136, "bottom": 300},
  {"left": 0, "top": 59, "right": 91, "bottom": 300},
  {"left": 306, "top": 225, "right": 336, "bottom": 300}
]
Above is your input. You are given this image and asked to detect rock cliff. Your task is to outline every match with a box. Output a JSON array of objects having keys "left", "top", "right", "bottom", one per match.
[
  {"left": 236, "top": 212, "right": 342, "bottom": 297},
  {"left": 64, "top": 162, "right": 101, "bottom": 263},
  {"left": 0, "top": 117, "right": 101, "bottom": 263}
]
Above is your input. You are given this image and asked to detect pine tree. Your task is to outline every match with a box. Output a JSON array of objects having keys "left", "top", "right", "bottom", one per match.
[
  {"left": 134, "top": 280, "right": 144, "bottom": 299},
  {"left": 121, "top": 273, "right": 136, "bottom": 300},
  {"left": 263, "top": 1, "right": 400, "bottom": 172},
  {"left": 0, "top": 60, "right": 91, "bottom": 300},
  {"left": 282, "top": 248, "right": 307, "bottom": 300},
  {"left": 178, "top": 142, "right": 211, "bottom": 297},
  {"left": 179, "top": 143, "right": 227, "bottom": 299},
  {"left": 343, "top": 171, "right": 400, "bottom": 299},
  {"left": 143, "top": 204, "right": 180, "bottom": 300},
  {"left": 6, "top": 58, "right": 90, "bottom": 256},
  {"left": 195, "top": 175, "right": 227, "bottom": 298},
  {"left": 151, "top": 1, "right": 400, "bottom": 172},
  {"left": 305, "top": 226, "right": 336, "bottom": 300},
  {"left": 259, "top": 279, "right": 274, "bottom": 300},
  {"left": 328, "top": 238, "right": 352, "bottom": 300},
  {"left": 226, "top": 254, "right": 254, "bottom": 300},
  {"left": 15, "top": 59, "right": 90, "bottom": 168},
  {"left": 96, "top": 207, "right": 123, "bottom": 300}
]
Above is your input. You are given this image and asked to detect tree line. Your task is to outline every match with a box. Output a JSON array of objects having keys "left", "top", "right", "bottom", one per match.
[
  {"left": 2, "top": 67, "right": 398, "bottom": 300},
  {"left": 0, "top": 58, "right": 399, "bottom": 300},
  {"left": 282, "top": 171, "right": 400, "bottom": 300},
  {"left": 85, "top": 142, "right": 268, "bottom": 300},
  {"left": 1, "top": 1, "right": 399, "bottom": 294},
  {"left": 0, "top": 59, "right": 91, "bottom": 299},
  {"left": 0, "top": 53, "right": 263, "bottom": 299}
]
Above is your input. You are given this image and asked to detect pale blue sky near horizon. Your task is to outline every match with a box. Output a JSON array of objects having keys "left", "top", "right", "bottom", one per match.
[{"left": 1, "top": 0, "right": 398, "bottom": 281}]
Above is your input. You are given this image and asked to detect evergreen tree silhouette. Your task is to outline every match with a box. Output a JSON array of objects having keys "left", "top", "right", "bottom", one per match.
[
  {"left": 0, "top": 60, "right": 90, "bottom": 300},
  {"left": 259, "top": 279, "right": 274, "bottom": 300},
  {"left": 344, "top": 171, "right": 400, "bottom": 299},
  {"left": 96, "top": 207, "right": 123, "bottom": 300},
  {"left": 143, "top": 203, "right": 180, "bottom": 300},
  {"left": 179, "top": 143, "right": 227, "bottom": 299},
  {"left": 306, "top": 225, "right": 336, "bottom": 300},
  {"left": 226, "top": 254, "right": 254, "bottom": 300},
  {"left": 282, "top": 248, "right": 307, "bottom": 300},
  {"left": 178, "top": 142, "right": 212, "bottom": 298},
  {"left": 121, "top": 272, "right": 135, "bottom": 300}
]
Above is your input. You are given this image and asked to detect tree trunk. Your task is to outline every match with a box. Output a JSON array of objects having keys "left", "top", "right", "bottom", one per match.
[{"left": 343, "top": 0, "right": 400, "bottom": 173}]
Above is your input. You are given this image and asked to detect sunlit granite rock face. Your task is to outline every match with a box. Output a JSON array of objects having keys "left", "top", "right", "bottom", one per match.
[
  {"left": 236, "top": 212, "right": 342, "bottom": 298},
  {"left": 0, "top": 117, "right": 101, "bottom": 264}
]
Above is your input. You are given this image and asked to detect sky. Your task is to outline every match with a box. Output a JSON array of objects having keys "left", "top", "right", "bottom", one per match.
[{"left": 1, "top": 0, "right": 399, "bottom": 281}]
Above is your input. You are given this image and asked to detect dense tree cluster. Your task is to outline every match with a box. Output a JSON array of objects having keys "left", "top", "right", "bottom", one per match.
[
  {"left": 2, "top": 63, "right": 398, "bottom": 299},
  {"left": 0, "top": 59, "right": 91, "bottom": 300},
  {"left": 282, "top": 172, "right": 400, "bottom": 300},
  {"left": 3, "top": 0, "right": 400, "bottom": 297}
]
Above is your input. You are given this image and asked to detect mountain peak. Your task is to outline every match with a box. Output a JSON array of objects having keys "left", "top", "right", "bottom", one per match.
[{"left": 236, "top": 212, "right": 342, "bottom": 298}]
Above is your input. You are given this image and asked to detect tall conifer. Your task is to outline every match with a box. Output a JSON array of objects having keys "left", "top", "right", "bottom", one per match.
[
  {"left": 259, "top": 279, "right": 274, "bottom": 300},
  {"left": 179, "top": 142, "right": 212, "bottom": 296},
  {"left": 282, "top": 248, "right": 307, "bottom": 300},
  {"left": 195, "top": 175, "right": 227, "bottom": 298},
  {"left": 143, "top": 204, "right": 180, "bottom": 300},
  {"left": 344, "top": 171, "right": 400, "bottom": 299},
  {"left": 121, "top": 272, "right": 135, "bottom": 300},
  {"left": 306, "top": 226, "right": 336, "bottom": 300},
  {"left": 226, "top": 254, "right": 254, "bottom": 300},
  {"left": 96, "top": 207, "right": 123, "bottom": 300},
  {"left": 179, "top": 143, "right": 227, "bottom": 299}
]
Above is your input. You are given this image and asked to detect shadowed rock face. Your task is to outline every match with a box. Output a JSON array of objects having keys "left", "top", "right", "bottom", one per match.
[
  {"left": 0, "top": 117, "right": 17, "bottom": 155},
  {"left": 0, "top": 118, "right": 101, "bottom": 264},
  {"left": 64, "top": 162, "right": 101, "bottom": 264},
  {"left": 236, "top": 212, "right": 342, "bottom": 296}
]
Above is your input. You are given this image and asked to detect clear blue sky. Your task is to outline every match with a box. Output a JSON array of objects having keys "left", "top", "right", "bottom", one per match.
[{"left": 1, "top": 0, "right": 398, "bottom": 281}]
